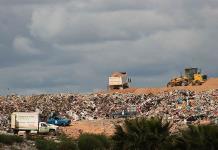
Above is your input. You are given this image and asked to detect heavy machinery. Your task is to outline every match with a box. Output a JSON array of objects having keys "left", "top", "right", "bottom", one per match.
[
  {"left": 108, "top": 72, "right": 131, "bottom": 90},
  {"left": 167, "top": 68, "right": 207, "bottom": 87}
]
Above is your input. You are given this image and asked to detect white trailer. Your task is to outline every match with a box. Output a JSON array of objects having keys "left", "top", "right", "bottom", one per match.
[
  {"left": 109, "top": 76, "right": 127, "bottom": 86},
  {"left": 108, "top": 72, "right": 131, "bottom": 90},
  {"left": 11, "top": 112, "right": 58, "bottom": 135}
]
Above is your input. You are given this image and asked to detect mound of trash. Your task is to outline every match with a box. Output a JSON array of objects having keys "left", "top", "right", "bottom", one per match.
[{"left": 0, "top": 89, "right": 218, "bottom": 132}]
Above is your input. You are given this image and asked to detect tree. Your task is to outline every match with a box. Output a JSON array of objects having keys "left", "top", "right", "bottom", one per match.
[
  {"left": 112, "top": 117, "right": 171, "bottom": 150},
  {"left": 174, "top": 125, "right": 218, "bottom": 150}
]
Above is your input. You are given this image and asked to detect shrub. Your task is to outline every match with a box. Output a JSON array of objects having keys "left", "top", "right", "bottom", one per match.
[
  {"left": 58, "top": 134, "right": 78, "bottom": 150},
  {"left": 59, "top": 139, "right": 78, "bottom": 150},
  {"left": 173, "top": 125, "right": 218, "bottom": 150},
  {"left": 35, "top": 136, "right": 78, "bottom": 150},
  {"left": 0, "top": 134, "right": 23, "bottom": 145},
  {"left": 112, "top": 117, "right": 171, "bottom": 150},
  {"left": 78, "top": 133, "right": 110, "bottom": 150},
  {"left": 94, "top": 134, "right": 111, "bottom": 149},
  {"left": 35, "top": 138, "right": 59, "bottom": 150}
]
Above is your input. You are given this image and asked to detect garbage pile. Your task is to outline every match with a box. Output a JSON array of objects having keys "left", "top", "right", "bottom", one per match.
[{"left": 0, "top": 89, "right": 218, "bottom": 132}]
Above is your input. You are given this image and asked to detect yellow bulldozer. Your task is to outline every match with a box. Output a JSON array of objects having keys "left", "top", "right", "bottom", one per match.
[{"left": 167, "top": 68, "right": 207, "bottom": 87}]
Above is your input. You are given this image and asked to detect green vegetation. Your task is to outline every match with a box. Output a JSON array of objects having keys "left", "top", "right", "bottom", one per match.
[
  {"left": 58, "top": 134, "right": 78, "bottom": 150},
  {"left": 112, "top": 117, "right": 171, "bottom": 150},
  {"left": 34, "top": 133, "right": 110, "bottom": 150},
  {"left": 35, "top": 138, "right": 59, "bottom": 150},
  {"left": 2, "top": 117, "right": 218, "bottom": 150},
  {"left": 172, "top": 125, "right": 218, "bottom": 150},
  {"left": 0, "top": 134, "right": 23, "bottom": 145},
  {"left": 112, "top": 117, "right": 218, "bottom": 150},
  {"left": 78, "top": 133, "right": 111, "bottom": 150},
  {"left": 35, "top": 136, "right": 78, "bottom": 150}
]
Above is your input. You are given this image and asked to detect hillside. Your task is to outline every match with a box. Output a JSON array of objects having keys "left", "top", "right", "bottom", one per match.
[{"left": 111, "top": 78, "right": 218, "bottom": 94}]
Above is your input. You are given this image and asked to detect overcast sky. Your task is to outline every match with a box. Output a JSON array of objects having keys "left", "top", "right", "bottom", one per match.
[{"left": 0, "top": 0, "right": 218, "bottom": 95}]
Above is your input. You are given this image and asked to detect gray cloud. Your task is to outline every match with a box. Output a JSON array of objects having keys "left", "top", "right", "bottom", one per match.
[
  {"left": 29, "top": 5, "right": 176, "bottom": 44},
  {"left": 0, "top": 0, "right": 218, "bottom": 95}
]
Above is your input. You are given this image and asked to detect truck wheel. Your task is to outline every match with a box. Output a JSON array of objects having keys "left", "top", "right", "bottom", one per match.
[
  {"left": 181, "top": 81, "right": 188, "bottom": 86},
  {"left": 49, "top": 130, "right": 56, "bottom": 136},
  {"left": 196, "top": 80, "right": 201, "bottom": 85},
  {"left": 13, "top": 130, "right": 18, "bottom": 135},
  {"left": 192, "top": 82, "right": 196, "bottom": 86},
  {"left": 167, "top": 82, "right": 173, "bottom": 87},
  {"left": 7, "top": 129, "right": 13, "bottom": 133}
]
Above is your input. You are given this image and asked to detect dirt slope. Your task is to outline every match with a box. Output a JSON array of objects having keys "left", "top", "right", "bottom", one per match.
[
  {"left": 60, "top": 119, "right": 120, "bottom": 138},
  {"left": 112, "top": 78, "right": 218, "bottom": 94}
]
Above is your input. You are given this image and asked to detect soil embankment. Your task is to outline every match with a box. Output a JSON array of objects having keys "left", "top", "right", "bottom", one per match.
[{"left": 112, "top": 78, "right": 218, "bottom": 94}]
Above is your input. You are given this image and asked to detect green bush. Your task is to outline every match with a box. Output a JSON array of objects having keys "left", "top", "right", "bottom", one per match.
[
  {"left": 173, "top": 125, "right": 218, "bottom": 150},
  {"left": 58, "top": 134, "right": 78, "bottom": 150},
  {"left": 78, "top": 133, "right": 111, "bottom": 150},
  {"left": 112, "top": 117, "right": 171, "bottom": 150},
  {"left": 35, "top": 138, "right": 59, "bottom": 150},
  {"left": 0, "top": 134, "right": 23, "bottom": 145},
  {"left": 59, "top": 139, "right": 78, "bottom": 150},
  {"left": 35, "top": 136, "right": 78, "bottom": 150},
  {"left": 112, "top": 117, "right": 218, "bottom": 150},
  {"left": 94, "top": 134, "right": 111, "bottom": 149}
]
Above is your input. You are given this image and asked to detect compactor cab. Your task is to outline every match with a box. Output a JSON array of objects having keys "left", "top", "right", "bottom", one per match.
[
  {"left": 185, "top": 68, "right": 207, "bottom": 85},
  {"left": 184, "top": 68, "right": 198, "bottom": 80}
]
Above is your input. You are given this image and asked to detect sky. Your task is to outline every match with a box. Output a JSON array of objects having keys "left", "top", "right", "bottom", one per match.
[{"left": 0, "top": 0, "right": 218, "bottom": 95}]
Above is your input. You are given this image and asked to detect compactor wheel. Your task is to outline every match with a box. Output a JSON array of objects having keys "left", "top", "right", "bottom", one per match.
[
  {"left": 181, "top": 81, "right": 188, "bottom": 86},
  {"left": 196, "top": 80, "right": 202, "bottom": 85},
  {"left": 167, "top": 82, "right": 174, "bottom": 87},
  {"left": 191, "top": 81, "right": 196, "bottom": 86}
]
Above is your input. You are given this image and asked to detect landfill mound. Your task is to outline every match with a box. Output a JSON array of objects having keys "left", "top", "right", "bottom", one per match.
[
  {"left": 112, "top": 78, "right": 218, "bottom": 94},
  {"left": 1, "top": 88, "right": 218, "bottom": 138}
]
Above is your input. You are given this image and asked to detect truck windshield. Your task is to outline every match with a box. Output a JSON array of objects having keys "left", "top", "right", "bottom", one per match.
[{"left": 41, "top": 123, "right": 47, "bottom": 127}]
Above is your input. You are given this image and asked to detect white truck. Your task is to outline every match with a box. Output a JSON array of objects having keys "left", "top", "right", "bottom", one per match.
[
  {"left": 11, "top": 112, "right": 58, "bottom": 135},
  {"left": 108, "top": 72, "right": 131, "bottom": 90}
]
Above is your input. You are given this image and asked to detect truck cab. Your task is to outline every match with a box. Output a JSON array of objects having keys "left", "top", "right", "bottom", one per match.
[
  {"left": 38, "top": 122, "right": 58, "bottom": 134},
  {"left": 47, "top": 116, "right": 71, "bottom": 126}
]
